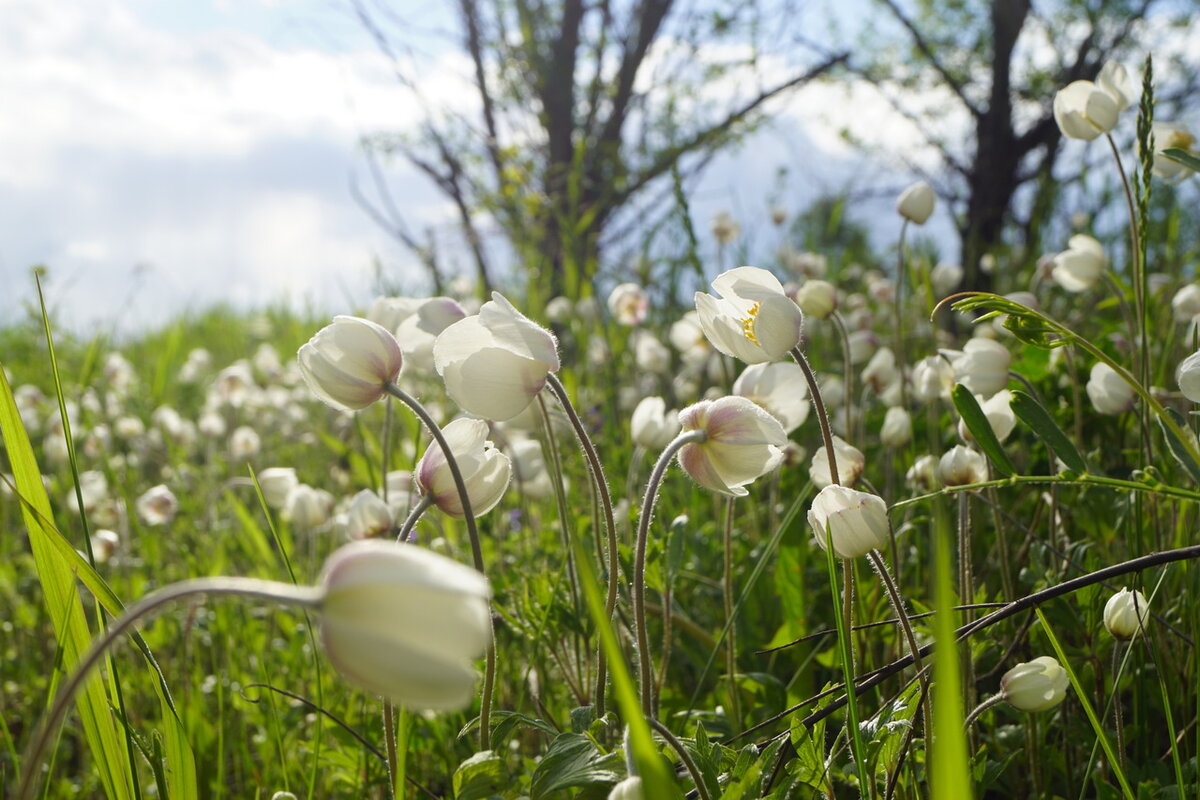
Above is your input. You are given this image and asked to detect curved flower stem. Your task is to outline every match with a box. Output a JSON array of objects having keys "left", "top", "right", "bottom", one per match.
[
  {"left": 634, "top": 429, "right": 707, "bottom": 715},
  {"left": 790, "top": 346, "right": 840, "bottom": 486},
  {"left": 17, "top": 578, "right": 321, "bottom": 800},
  {"left": 545, "top": 374, "right": 620, "bottom": 716},
  {"left": 957, "top": 492, "right": 976, "bottom": 716},
  {"left": 383, "top": 383, "right": 495, "bottom": 750},
  {"left": 831, "top": 312, "right": 855, "bottom": 436},
  {"left": 868, "top": 548, "right": 931, "bottom": 740},
  {"left": 396, "top": 495, "right": 434, "bottom": 543},
  {"left": 963, "top": 693, "right": 1004, "bottom": 729},
  {"left": 648, "top": 718, "right": 714, "bottom": 800},
  {"left": 723, "top": 497, "right": 741, "bottom": 733}
]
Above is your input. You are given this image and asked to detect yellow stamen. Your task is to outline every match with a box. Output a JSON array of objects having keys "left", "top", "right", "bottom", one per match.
[{"left": 740, "top": 302, "right": 762, "bottom": 343}]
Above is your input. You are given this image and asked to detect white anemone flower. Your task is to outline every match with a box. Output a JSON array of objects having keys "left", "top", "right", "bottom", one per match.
[
  {"left": 694, "top": 267, "right": 804, "bottom": 363},
  {"left": 415, "top": 419, "right": 512, "bottom": 519},
  {"left": 732, "top": 362, "right": 810, "bottom": 433},
  {"left": 433, "top": 293, "right": 560, "bottom": 421},
  {"left": 676, "top": 396, "right": 787, "bottom": 497}
]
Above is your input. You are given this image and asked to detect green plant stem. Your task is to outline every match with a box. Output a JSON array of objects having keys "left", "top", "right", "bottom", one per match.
[
  {"left": 545, "top": 374, "right": 620, "bottom": 717},
  {"left": 722, "top": 498, "right": 741, "bottom": 733},
  {"left": 963, "top": 693, "right": 1004, "bottom": 729},
  {"left": 1112, "top": 642, "right": 1127, "bottom": 775},
  {"left": 790, "top": 346, "right": 840, "bottom": 486},
  {"left": 383, "top": 702, "right": 400, "bottom": 800},
  {"left": 956, "top": 493, "right": 977, "bottom": 723},
  {"left": 894, "top": 219, "right": 911, "bottom": 409},
  {"left": 891, "top": 471, "right": 1200, "bottom": 511},
  {"left": 648, "top": 718, "right": 713, "bottom": 800},
  {"left": 383, "top": 383, "right": 495, "bottom": 750},
  {"left": 831, "top": 312, "right": 855, "bottom": 434},
  {"left": 633, "top": 429, "right": 707, "bottom": 715},
  {"left": 868, "top": 549, "right": 931, "bottom": 739},
  {"left": 825, "top": 533, "right": 872, "bottom": 798},
  {"left": 396, "top": 495, "right": 434, "bottom": 543},
  {"left": 18, "top": 578, "right": 322, "bottom": 800}
]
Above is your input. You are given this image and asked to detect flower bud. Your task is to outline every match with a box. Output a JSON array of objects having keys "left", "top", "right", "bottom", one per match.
[
  {"left": 1001, "top": 656, "right": 1069, "bottom": 712},
  {"left": 298, "top": 316, "right": 403, "bottom": 412},
  {"left": 794, "top": 280, "right": 837, "bottom": 319},
  {"left": 808, "top": 436, "right": 866, "bottom": 489},
  {"left": 258, "top": 468, "right": 299, "bottom": 510},
  {"left": 1103, "top": 588, "right": 1149, "bottom": 640},
  {"left": 318, "top": 539, "right": 491, "bottom": 709},
  {"left": 1086, "top": 362, "right": 1134, "bottom": 415},
  {"left": 936, "top": 445, "right": 987, "bottom": 487},
  {"left": 1051, "top": 235, "right": 1106, "bottom": 293},
  {"left": 807, "top": 484, "right": 890, "bottom": 559},
  {"left": 286, "top": 484, "right": 334, "bottom": 531},
  {"left": 896, "top": 181, "right": 936, "bottom": 225},
  {"left": 631, "top": 396, "right": 681, "bottom": 450},
  {"left": 880, "top": 407, "right": 913, "bottom": 448},
  {"left": 346, "top": 489, "right": 395, "bottom": 540}
]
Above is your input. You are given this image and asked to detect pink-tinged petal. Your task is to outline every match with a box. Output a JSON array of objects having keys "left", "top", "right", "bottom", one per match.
[
  {"left": 704, "top": 396, "right": 788, "bottom": 445},
  {"left": 678, "top": 399, "right": 713, "bottom": 432},
  {"left": 480, "top": 293, "right": 560, "bottom": 369},
  {"left": 441, "top": 347, "right": 550, "bottom": 421},
  {"left": 678, "top": 441, "right": 745, "bottom": 496}
]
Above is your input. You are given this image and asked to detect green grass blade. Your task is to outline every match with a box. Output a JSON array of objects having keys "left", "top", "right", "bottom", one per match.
[
  {"left": 823, "top": 537, "right": 872, "bottom": 798},
  {"left": 1034, "top": 608, "right": 1134, "bottom": 800},
  {"left": 0, "top": 363, "right": 134, "bottom": 799},
  {"left": 931, "top": 515, "right": 971, "bottom": 799}
]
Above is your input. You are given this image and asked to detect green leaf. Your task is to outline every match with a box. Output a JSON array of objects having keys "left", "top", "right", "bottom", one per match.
[
  {"left": 1162, "top": 147, "right": 1200, "bottom": 173},
  {"left": 951, "top": 384, "right": 1016, "bottom": 476},
  {"left": 529, "top": 733, "right": 621, "bottom": 799},
  {"left": 453, "top": 750, "right": 507, "bottom": 800},
  {"left": 0, "top": 364, "right": 134, "bottom": 799},
  {"left": 1009, "top": 391, "right": 1087, "bottom": 474},
  {"left": 1158, "top": 408, "right": 1200, "bottom": 486}
]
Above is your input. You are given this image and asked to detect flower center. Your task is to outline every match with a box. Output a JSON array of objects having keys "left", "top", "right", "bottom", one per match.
[{"left": 740, "top": 302, "right": 762, "bottom": 343}]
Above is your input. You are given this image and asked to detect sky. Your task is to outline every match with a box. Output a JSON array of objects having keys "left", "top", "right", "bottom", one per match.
[{"left": 0, "top": 0, "right": 956, "bottom": 335}]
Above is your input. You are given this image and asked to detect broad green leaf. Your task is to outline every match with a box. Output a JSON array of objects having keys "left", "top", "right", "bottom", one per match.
[
  {"left": 529, "top": 733, "right": 621, "bottom": 798},
  {"left": 1158, "top": 408, "right": 1200, "bottom": 486},
  {"left": 453, "top": 750, "right": 507, "bottom": 800},
  {"left": 1009, "top": 390, "right": 1086, "bottom": 474},
  {"left": 0, "top": 363, "right": 133, "bottom": 800},
  {"left": 952, "top": 384, "right": 1016, "bottom": 476}
]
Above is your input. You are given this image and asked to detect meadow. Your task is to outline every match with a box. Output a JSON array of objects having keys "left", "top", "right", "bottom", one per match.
[{"left": 3, "top": 65, "right": 1200, "bottom": 800}]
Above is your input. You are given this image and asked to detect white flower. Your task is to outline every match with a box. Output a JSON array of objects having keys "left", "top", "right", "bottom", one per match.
[
  {"left": 298, "top": 316, "right": 404, "bottom": 412},
  {"left": 906, "top": 454, "right": 940, "bottom": 492},
  {"left": 1001, "top": 656, "right": 1069, "bottom": 712},
  {"left": 258, "top": 468, "right": 299, "bottom": 510},
  {"left": 286, "top": 484, "right": 335, "bottom": 531},
  {"left": 545, "top": 296, "right": 574, "bottom": 323},
  {"left": 711, "top": 211, "right": 740, "bottom": 245},
  {"left": 1171, "top": 284, "right": 1200, "bottom": 323},
  {"left": 881, "top": 407, "right": 913, "bottom": 448},
  {"left": 733, "top": 362, "right": 810, "bottom": 433},
  {"left": 395, "top": 297, "right": 469, "bottom": 374},
  {"left": 346, "top": 489, "right": 395, "bottom": 540},
  {"left": 808, "top": 484, "right": 891, "bottom": 559},
  {"left": 607, "top": 283, "right": 650, "bottom": 326},
  {"left": 694, "top": 267, "right": 804, "bottom": 363},
  {"left": 631, "top": 396, "right": 681, "bottom": 450},
  {"left": 1051, "top": 235, "right": 1106, "bottom": 293},
  {"left": 1103, "top": 587, "right": 1149, "bottom": 640},
  {"left": 633, "top": 331, "right": 671, "bottom": 373},
  {"left": 416, "top": 419, "right": 512, "bottom": 519},
  {"left": 317, "top": 539, "right": 491, "bottom": 710},
  {"left": 809, "top": 436, "right": 866, "bottom": 489},
  {"left": 669, "top": 311, "right": 712, "bottom": 366},
  {"left": 91, "top": 529, "right": 120, "bottom": 563},
  {"left": 1053, "top": 62, "right": 1132, "bottom": 141},
  {"left": 861, "top": 347, "right": 899, "bottom": 394},
  {"left": 1086, "top": 362, "right": 1134, "bottom": 415},
  {"left": 229, "top": 426, "right": 261, "bottom": 460},
  {"left": 936, "top": 445, "right": 987, "bottom": 487},
  {"left": 136, "top": 485, "right": 178, "bottom": 526},
  {"left": 1149, "top": 122, "right": 1198, "bottom": 180},
  {"left": 212, "top": 361, "right": 259, "bottom": 408},
  {"left": 433, "top": 293, "right": 560, "bottom": 421},
  {"left": 676, "top": 396, "right": 787, "bottom": 497},
  {"left": 930, "top": 262, "right": 963, "bottom": 297},
  {"left": 1177, "top": 350, "right": 1200, "bottom": 402},
  {"left": 896, "top": 181, "right": 936, "bottom": 225},
  {"left": 942, "top": 338, "right": 1011, "bottom": 398},
  {"left": 509, "top": 438, "right": 554, "bottom": 500},
  {"left": 607, "top": 776, "right": 644, "bottom": 800},
  {"left": 794, "top": 280, "right": 837, "bottom": 319},
  {"left": 912, "top": 355, "right": 955, "bottom": 402}
]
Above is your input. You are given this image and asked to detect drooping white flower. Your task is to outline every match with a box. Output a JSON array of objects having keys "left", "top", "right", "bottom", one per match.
[
  {"left": 317, "top": 539, "right": 491, "bottom": 710},
  {"left": 298, "top": 316, "right": 404, "bottom": 412},
  {"left": 733, "top": 362, "right": 810, "bottom": 433},
  {"left": 1051, "top": 235, "right": 1106, "bottom": 293},
  {"left": 807, "top": 484, "right": 891, "bottom": 559},
  {"left": 1000, "top": 656, "right": 1069, "bottom": 712},
  {"left": 395, "top": 297, "right": 469, "bottom": 374},
  {"left": 881, "top": 406, "right": 913, "bottom": 448},
  {"left": 1103, "top": 587, "right": 1149, "bottom": 640},
  {"left": 286, "top": 484, "right": 335, "bottom": 531},
  {"left": 676, "top": 396, "right": 787, "bottom": 497},
  {"left": 942, "top": 338, "right": 1011, "bottom": 398},
  {"left": 936, "top": 445, "right": 988, "bottom": 487},
  {"left": 896, "top": 181, "right": 936, "bottom": 225},
  {"left": 433, "top": 293, "right": 560, "bottom": 421},
  {"left": 136, "top": 484, "right": 178, "bottom": 527},
  {"left": 607, "top": 283, "right": 650, "bottom": 326},
  {"left": 258, "top": 468, "right": 299, "bottom": 510},
  {"left": 346, "top": 489, "right": 395, "bottom": 540},
  {"left": 912, "top": 355, "right": 955, "bottom": 402},
  {"left": 1177, "top": 350, "right": 1200, "bottom": 402},
  {"left": 415, "top": 419, "right": 512, "bottom": 519},
  {"left": 694, "top": 267, "right": 804, "bottom": 364},
  {"left": 958, "top": 389, "right": 1016, "bottom": 444},
  {"left": 809, "top": 436, "right": 866, "bottom": 489},
  {"left": 1086, "top": 362, "right": 1134, "bottom": 415},
  {"left": 631, "top": 396, "right": 681, "bottom": 450},
  {"left": 1053, "top": 62, "right": 1132, "bottom": 141}
]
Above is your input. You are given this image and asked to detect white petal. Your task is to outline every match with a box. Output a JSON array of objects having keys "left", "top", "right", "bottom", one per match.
[
  {"left": 480, "top": 293, "right": 561, "bottom": 368},
  {"left": 441, "top": 347, "right": 549, "bottom": 421}
]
